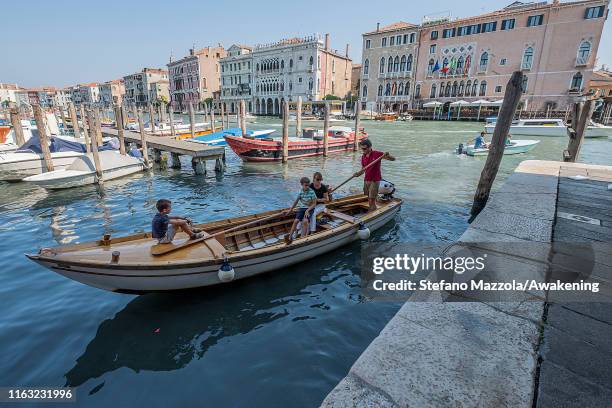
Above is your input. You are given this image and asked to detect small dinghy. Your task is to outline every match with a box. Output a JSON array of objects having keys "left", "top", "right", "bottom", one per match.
[
  {"left": 26, "top": 194, "right": 401, "bottom": 292},
  {"left": 189, "top": 127, "right": 275, "bottom": 146},
  {"left": 458, "top": 139, "right": 540, "bottom": 156},
  {"left": 23, "top": 150, "right": 147, "bottom": 189}
]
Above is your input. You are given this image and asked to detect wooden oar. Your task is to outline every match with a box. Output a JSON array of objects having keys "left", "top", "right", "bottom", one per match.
[
  {"left": 150, "top": 212, "right": 283, "bottom": 256},
  {"left": 329, "top": 153, "right": 385, "bottom": 193}
]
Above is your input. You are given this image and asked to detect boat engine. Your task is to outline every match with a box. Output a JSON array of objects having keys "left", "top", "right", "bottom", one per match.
[
  {"left": 378, "top": 179, "right": 395, "bottom": 200},
  {"left": 457, "top": 143, "right": 464, "bottom": 154}
]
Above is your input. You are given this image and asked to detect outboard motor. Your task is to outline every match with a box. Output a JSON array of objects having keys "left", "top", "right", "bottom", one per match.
[
  {"left": 457, "top": 143, "right": 464, "bottom": 155},
  {"left": 378, "top": 179, "right": 395, "bottom": 200}
]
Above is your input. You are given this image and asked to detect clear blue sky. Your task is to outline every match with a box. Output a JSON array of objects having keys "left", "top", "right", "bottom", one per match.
[{"left": 2, "top": 0, "right": 610, "bottom": 88}]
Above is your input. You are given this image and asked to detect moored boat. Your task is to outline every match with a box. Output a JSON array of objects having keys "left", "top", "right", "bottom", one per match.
[
  {"left": 225, "top": 127, "right": 367, "bottom": 162},
  {"left": 374, "top": 113, "right": 398, "bottom": 121},
  {"left": 485, "top": 118, "right": 612, "bottom": 138},
  {"left": 188, "top": 127, "right": 275, "bottom": 146},
  {"left": 23, "top": 151, "right": 147, "bottom": 189},
  {"left": 26, "top": 194, "right": 402, "bottom": 293},
  {"left": 459, "top": 139, "right": 540, "bottom": 156}
]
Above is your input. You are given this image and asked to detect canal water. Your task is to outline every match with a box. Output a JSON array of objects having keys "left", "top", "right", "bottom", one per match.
[{"left": 1, "top": 119, "right": 610, "bottom": 407}]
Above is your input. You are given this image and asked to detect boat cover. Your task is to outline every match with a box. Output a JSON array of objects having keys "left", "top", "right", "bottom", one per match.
[{"left": 17, "top": 132, "right": 116, "bottom": 153}]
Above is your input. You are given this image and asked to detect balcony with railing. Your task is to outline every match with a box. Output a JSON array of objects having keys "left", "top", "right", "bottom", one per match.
[{"left": 378, "top": 71, "right": 413, "bottom": 79}]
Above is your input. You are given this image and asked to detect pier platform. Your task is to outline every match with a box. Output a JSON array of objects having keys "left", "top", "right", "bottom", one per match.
[
  {"left": 101, "top": 128, "right": 225, "bottom": 174},
  {"left": 322, "top": 160, "right": 612, "bottom": 407}
]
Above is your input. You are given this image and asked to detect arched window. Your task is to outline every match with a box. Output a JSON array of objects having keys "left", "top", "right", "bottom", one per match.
[
  {"left": 385, "top": 83, "right": 391, "bottom": 96},
  {"left": 456, "top": 56, "right": 464, "bottom": 73},
  {"left": 308, "top": 78, "right": 313, "bottom": 91},
  {"left": 400, "top": 55, "right": 407, "bottom": 72},
  {"left": 521, "top": 76, "right": 528, "bottom": 92},
  {"left": 387, "top": 57, "right": 393, "bottom": 73},
  {"left": 479, "top": 80, "right": 487, "bottom": 96},
  {"left": 466, "top": 80, "right": 472, "bottom": 95},
  {"left": 445, "top": 82, "right": 451, "bottom": 97},
  {"left": 571, "top": 72, "right": 583, "bottom": 89},
  {"left": 289, "top": 59, "right": 294, "bottom": 69},
  {"left": 398, "top": 82, "right": 404, "bottom": 96},
  {"left": 363, "top": 59, "right": 369, "bottom": 75},
  {"left": 430, "top": 84, "right": 437, "bottom": 98},
  {"left": 317, "top": 56, "right": 321, "bottom": 69},
  {"left": 362, "top": 85, "right": 368, "bottom": 97},
  {"left": 280, "top": 81, "right": 284, "bottom": 91},
  {"left": 405, "top": 82, "right": 410, "bottom": 97},
  {"left": 458, "top": 81, "right": 465, "bottom": 96},
  {"left": 439, "top": 82, "right": 445, "bottom": 97},
  {"left": 309, "top": 56, "right": 314, "bottom": 66},
  {"left": 280, "top": 60, "right": 284, "bottom": 69},
  {"left": 452, "top": 81, "right": 458, "bottom": 97},
  {"left": 522, "top": 47, "right": 534, "bottom": 70},
  {"left": 256, "top": 63, "right": 260, "bottom": 72},
  {"left": 443, "top": 58, "right": 449, "bottom": 76},
  {"left": 289, "top": 81, "right": 293, "bottom": 91},
  {"left": 380, "top": 57, "right": 386, "bottom": 74},
  {"left": 393, "top": 56, "right": 400, "bottom": 72},
  {"left": 406, "top": 55, "right": 413, "bottom": 72},
  {"left": 415, "top": 84, "right": 421, "bottom": 98},
  {"left": 256, "top": 84, "right": 259, "bottom": 92},
  {"left": 577, "top": 41, "right": 591, "bottom": 65},
  {"left": 479, "top": 52, "right": 488, "bottom": 71},
  {"left": 472, "top": 80, "right": 478, "bottom": 97},
  {"left": 428, "top": 59, "right": 435, "bottom": 75},
  {"left": 378, "top": 84, "right": 383, "bottom": 96},
  {"left": 391, "top": 82, "right": 397, "bottom": 96}
]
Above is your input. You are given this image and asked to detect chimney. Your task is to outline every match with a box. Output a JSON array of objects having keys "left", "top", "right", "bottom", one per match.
[
  {"left": 189, "top": 48, "right": 194, "bottom": 56},
  {"left": 325, "top": 33, "right": 330, "bottom": 51},
  {"left": 376, "top": 22, "right": 380, "bottom": 32},
  {"left": 345, "top": 43, "right": 350, "bottom": 58}
]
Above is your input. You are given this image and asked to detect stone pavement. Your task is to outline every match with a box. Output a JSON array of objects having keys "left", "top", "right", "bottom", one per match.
[{"left": 321, "top": 161, "right": 612, "bottom": 408}]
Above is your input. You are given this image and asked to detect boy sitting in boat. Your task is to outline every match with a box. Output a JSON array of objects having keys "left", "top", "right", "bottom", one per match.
[
  {"left": 152, "top": 199, "right": 204, "bottom": 243},
  {"left": 284, "top": 177, "right": 317, "bottom": 244},
  {"left": 474, "top": 132, "right": 488, "bottom": 149},
  {"left": 297, "top": 171, "right": 331, "bottom": 234}
]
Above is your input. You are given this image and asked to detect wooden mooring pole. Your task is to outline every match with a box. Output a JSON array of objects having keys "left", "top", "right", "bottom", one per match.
[
  {"left": 168, "top": 104, "right": 176, "bottom": 138},
  {"left": 68, "top": 102, "right": 81, "bottom": 139},
  {"left": 210, "top": 102, "right": 216, "bottom": 133},
  {"left": 323, "top": 102, "right": 330, "bottom": 156},
  {"left": 470, "top": 71, "right": 524, "bottom": 221},
  {"left": 296, "top": 96, "right": 302, "bottom": 137},
  {"left": 240, "top": 99, "right": 247, "bottom": 137},
  {"left": 113, "top": 104, "right": 126, "bottom": 155},
  {"left": 9, "top": 107, "right": 26, "bottom": 146},
  {"left": 188, "top": 101, "right": 196, "bottom": 138},
  {"left": 148, "top": 103, "right": 155, "bottom": 133},
  {"left": 33, "top": 105, "right": 54, "bottom": 172},
  {"left": 282, "top": 100, "right": 289, "bottom": 163},
  {"left": 220, "top": 102, "right": 225, "bottom": 131},
  {"left": 87, "top": 109, "right": 104, "bottom": 182},
  {"left": 136, "top": 108, "right": 149, "bottom": 166},
  {"left": 563, "top": 98, "right": 595, "bottom": 163},
  {"left": 354, "top": 101, "right": 361, "bottom": 151}
]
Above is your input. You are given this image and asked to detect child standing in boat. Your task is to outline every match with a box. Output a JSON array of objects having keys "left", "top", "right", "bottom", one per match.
[
  {"left": 152, "top": 199, "right": 204, "bottom": 243},
  {"left": 284, "top": 177, "right": 317, "bottom": 244}
]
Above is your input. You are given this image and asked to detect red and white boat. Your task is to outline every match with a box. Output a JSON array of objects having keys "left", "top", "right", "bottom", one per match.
[{"left": 224, "top": 126, "right": 368, "bottom": 162}]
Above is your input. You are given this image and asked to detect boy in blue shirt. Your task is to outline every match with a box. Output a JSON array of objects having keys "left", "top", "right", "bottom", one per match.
[
  {"left": 284, "top": 177, "right": 317, "bottom": 244},
  {"left": 474, "top": 131, "right": 487, "bottom": 149},
  {"left": 152, "top": 199, "right": 204, "bottom": 243}
]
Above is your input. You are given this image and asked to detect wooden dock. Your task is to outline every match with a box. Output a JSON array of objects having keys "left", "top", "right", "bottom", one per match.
[{"left": 101, "top": 128, "right": 225, "bottom": 174}]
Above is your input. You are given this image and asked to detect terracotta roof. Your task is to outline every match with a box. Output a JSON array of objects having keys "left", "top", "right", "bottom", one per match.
[
  {"left": 365, "top": 21, "right": 418, "bottom": 35},
  {"left": 591, "top": 70, "right": 612, "bottom": 83},
  {"left": 234, "top": 44, "right": 253, "bottom": 50}
]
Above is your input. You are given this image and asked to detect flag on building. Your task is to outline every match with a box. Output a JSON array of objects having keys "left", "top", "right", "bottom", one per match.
[{"left": 432, "top": 60, "right": 440, "bottom": 73}]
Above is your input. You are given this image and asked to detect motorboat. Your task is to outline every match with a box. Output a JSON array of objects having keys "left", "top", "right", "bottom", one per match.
[
  {"left": 23, "top": 151, "right": 147, "bottom": 190},
  {"left": 26, "top": 194, "right": 401, "bottom": 292},
  {"left": 458, "top": 140, "right": 540, "bottom": 156},
  {"left": 485, "top": 118, "right": 612, "bottom": 138},
  {"left": 0, "top": 135, "right": 116, "bottom": 181},
  {"left": 188, "top": 127, "right": 275, "bottom": 146}
]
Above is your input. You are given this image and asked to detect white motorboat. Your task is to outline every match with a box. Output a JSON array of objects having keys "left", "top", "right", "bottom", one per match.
[
  {"left": 485, "top": 118, "right": 612, "bottom": 138},
  {"left": 24, "top": 151, "right": 147, "bottom": 190},
  {"left": 0, "top": 136, "right": 115, "bottom": 181},
  {"left": 459, "top": 139, "right": 540, "bottom": 156}
]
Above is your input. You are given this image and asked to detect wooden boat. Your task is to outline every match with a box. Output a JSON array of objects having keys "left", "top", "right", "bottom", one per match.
[
  {"left": 460, "top": 139, "right": 540, "bottom": 156},
  {"left": 188, "top": 128, "right": 275, "bottom": 146},
  {"left": 224, "top": 128, "right": 368, "bottom": 162},
  {"left": 374, "top": 113, "right": 398, "bottom": 121},
  {"left": 23, "top": 151, "right": 147, "bottom": 189},
  {"left": 26, "top": 194, "right": 402, "bottom": 293}
]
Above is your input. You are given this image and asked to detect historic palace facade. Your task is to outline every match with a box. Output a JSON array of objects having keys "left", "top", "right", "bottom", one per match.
[{"left": 361, "top": 0, "right": 609, "bottom": 112}]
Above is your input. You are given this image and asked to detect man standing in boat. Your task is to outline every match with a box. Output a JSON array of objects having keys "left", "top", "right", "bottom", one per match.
[{"left": 354, "top": 139, "right": 395, "bottom": 212}]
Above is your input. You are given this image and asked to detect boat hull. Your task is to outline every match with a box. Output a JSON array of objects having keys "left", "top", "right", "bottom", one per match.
[
  {"left": 465, "top": 140, "right": 539, "bottom": 156},
  {"left": 485, "top": 124, "right": 610, "bottom": 138},
  {"left": 27, "top": 198, "right": 401, "bottom": 292},
  {"left": 0, "top": 152, "right": 83, "bottom": 181},
  {"left": 225, "top": 133, "right": 365, "bottom": 162}
]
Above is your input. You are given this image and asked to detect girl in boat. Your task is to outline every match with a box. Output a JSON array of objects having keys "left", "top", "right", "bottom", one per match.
[{"left": 284, "top": 177, "right": 317, "bottom": 244}]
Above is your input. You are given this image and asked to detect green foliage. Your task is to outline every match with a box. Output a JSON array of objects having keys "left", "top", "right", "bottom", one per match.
[{"left": 323, "top": 94, "right": 341, "bottom": 101}]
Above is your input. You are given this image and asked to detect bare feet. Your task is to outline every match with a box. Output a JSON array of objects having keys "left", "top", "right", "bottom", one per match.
[{"left": 284, "top": 234, "right": 293, "bottom": 245}]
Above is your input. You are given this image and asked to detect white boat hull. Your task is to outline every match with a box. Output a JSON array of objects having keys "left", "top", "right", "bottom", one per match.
[
  {"left": 485, "top": 124, "right": 611, "bottom": 138},
  {"left": 464, "top": 140, "right": 539, "bottom": 156},
  {"left": 0, "top": 152, "right": 83, "bottom": 181},
  {"left": 30, "top": 204, "right": 400, "bottom": 292}
]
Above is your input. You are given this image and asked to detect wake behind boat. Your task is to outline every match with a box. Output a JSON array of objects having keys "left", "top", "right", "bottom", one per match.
[
  {"left": 26, "top": 194, "right": 401, "bottom": 293},
  {"left": 23, "top": 150, "right": 147, "bottom": 189}
]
